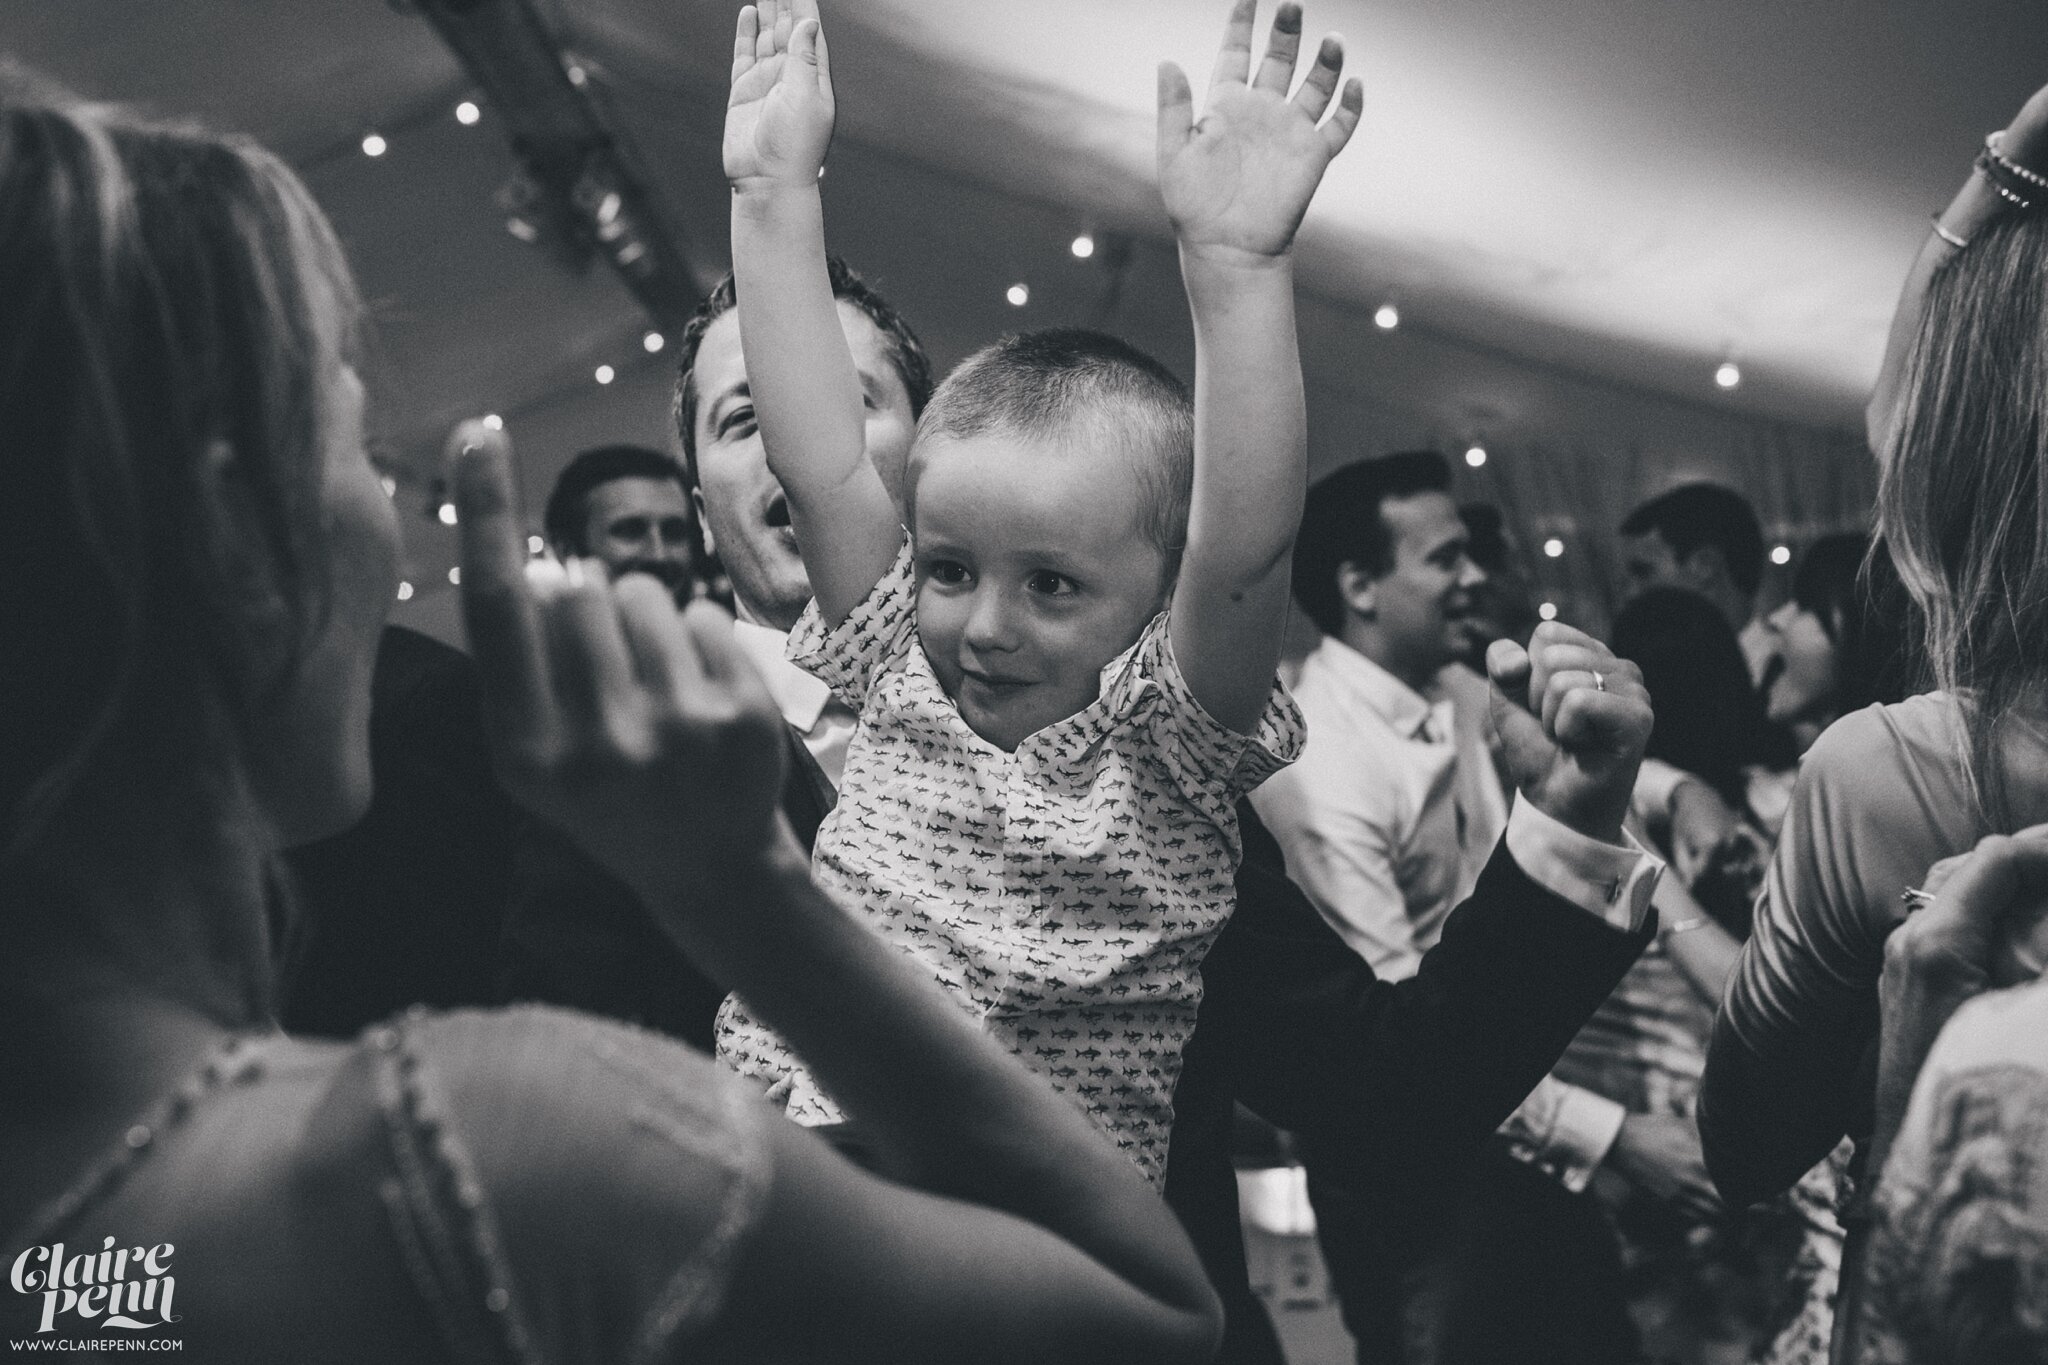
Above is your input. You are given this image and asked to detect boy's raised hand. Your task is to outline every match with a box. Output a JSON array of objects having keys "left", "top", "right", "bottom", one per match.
[
  {"left": 1158, "top": 0, "right": 1363, "bottom": 265},
  {"left": 725, "top": 0, "right": 834, "bottom": 191}
]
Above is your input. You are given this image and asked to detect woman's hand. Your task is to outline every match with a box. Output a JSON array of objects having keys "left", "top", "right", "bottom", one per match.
[
  {"left": 1873, "top": 825, "right": 2048, "bottom": 1165},
  {"left": 451, "top": 422, "right": 788, "bottom": 909}
]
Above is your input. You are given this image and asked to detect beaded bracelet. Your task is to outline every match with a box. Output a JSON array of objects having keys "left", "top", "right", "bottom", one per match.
[
  {"left": 1976, "top": 131, "right": 2042, "bottom": 211},
  {"left": 1989, "top": 130, "right": 2048, "bottom": 189}
]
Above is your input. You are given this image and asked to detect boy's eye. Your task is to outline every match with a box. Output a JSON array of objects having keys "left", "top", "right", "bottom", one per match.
[
  {"left": 1027, "top": 570, "right": 1076, "bottom": 597},
  {"left": 927, "top": 559, "right": 972, "bottom": 586},
  {"left": 717, "top": 405, "right": 756, "bottom": 438}
]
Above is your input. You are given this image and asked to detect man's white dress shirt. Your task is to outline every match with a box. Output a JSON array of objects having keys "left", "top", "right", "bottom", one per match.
[
  {"left": 731, "top": 617, "right": 856, "bottom": 787},
  {"left": 1253, "top": 635, "right": 1654, "bottom": 1190}
]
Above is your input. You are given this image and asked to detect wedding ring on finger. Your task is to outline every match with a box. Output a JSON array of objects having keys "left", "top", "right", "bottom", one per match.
[{"left": 1592, "top": 670, "right": 1607, "bottom": 693}]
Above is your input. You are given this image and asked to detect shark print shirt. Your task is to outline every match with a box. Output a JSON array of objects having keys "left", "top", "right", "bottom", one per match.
[{"left": 715, "top": 542, "right": 1303, "bottom": 1185}]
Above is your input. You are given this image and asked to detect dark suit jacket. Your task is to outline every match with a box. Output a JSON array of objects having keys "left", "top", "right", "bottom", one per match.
[
  {"left": 1166, "top": 805, "right": 1653, "bottom": 1363},
  {"left": 282, "top": 626, "right": 524, "bottom": 1035},
  {"left": 498, "top": 724, "right": 835, "bottom": 1051}
]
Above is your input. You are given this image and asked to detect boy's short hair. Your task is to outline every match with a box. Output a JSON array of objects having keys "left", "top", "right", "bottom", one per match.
[
  {"left": 543, "top": 444, "right": 690, "bottom": 556},
  {"left": 912, "top": 328, "right": 1194, "bottom": 579},
  {"left": 1292, "top": 451, "right": 1453, "bottom": 637},
  {"left": 670, "top": 255, "right": 933, "bottom": 483},
  {"left": 1620, "top": 482, "right": 1765, "bottom": 599}
]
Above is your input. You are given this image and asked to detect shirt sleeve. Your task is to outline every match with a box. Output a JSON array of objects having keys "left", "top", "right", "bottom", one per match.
[
  {"left": 1701, "top": 705, "right": 1966, "bottom": 1206},
  {"left": 786, "top": 538, "right": 918, "bottom": 709},
  {"left": 1496, "top": 1075, "right": 1628, "bottom": 1194},
  {"left": 1126, "top": 610, "right": 1304, "bottom": 840},
  {"left": 1503, "top": 795, "right": 1661, "bottom": 932}
]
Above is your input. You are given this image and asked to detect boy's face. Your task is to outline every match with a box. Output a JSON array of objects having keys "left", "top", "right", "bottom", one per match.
[{"left": 911, "top": 429, "right": 1171, "bottom": 751}]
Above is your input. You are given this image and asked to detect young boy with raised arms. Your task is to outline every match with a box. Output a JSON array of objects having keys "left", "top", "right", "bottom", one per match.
[{"left": 713, "top": 0, "right": 1362, "bottom": 1184}]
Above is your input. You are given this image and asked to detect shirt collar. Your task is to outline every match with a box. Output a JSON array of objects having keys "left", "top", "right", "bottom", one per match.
[
  {"left": 1309, "top": 635, "right": 1444, "bottom": 740},
  {"left": 731, "top": 617, "right": 834, "bottom": 733}
]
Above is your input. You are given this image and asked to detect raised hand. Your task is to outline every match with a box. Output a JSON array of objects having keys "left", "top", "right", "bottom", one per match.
[
  {"left": 451, "top": 420, "right": 789, "bottom": 910},
  {"left": 725, "top": 0, "right": 835, "bottom": 191},
  {"left": 1157, "top": 0, "right": 1363, "bottom": 265},
  {"left": 1486, "top": 622, "right": 1653, "bottom": 844}
]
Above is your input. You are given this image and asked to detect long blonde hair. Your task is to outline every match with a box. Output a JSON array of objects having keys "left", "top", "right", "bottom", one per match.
[
  {"left": 0, "top": 87, "right": 363, "bottom": 866},
  {"left": 1878, "top": 211, "right": 2048, "bottom": 829}
]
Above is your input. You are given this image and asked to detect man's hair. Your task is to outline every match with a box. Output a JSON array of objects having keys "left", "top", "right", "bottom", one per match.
[
  {"left": 670, "top": 255, "right": 933, "bottom": 482},
  {"left": 543, "top": 444, "right": 690, "bottom": 557},
  {"left": 1789, "top": 532, "right": 1918, "bottom": 720},
  {"left": 909, "top": 328, "right": 1194, "bottom": 583},
  {"left": 1620, "top": 482, "right": 1765, "bottom": 599},
  {"left": 1291, "top": 451, "right": 1453, "bottom": 637}
]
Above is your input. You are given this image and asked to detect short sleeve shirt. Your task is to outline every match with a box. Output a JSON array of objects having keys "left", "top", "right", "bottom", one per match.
[{"left": 716, "top": 542, "right": 1302, "bottom": 1184}]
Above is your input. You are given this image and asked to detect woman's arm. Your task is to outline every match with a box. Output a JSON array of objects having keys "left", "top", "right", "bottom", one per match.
[
  {"left": 1867, "top": 83, "right": 2048, "bottom": 463},
  {"left": 453, "top": 429, "right": 1220, "bottom": 1364}
]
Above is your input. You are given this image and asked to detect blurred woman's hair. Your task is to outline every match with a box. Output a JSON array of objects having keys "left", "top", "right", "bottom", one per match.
[
  {"left": 1880, "top": 210, "right": 2048, "bottom": 829},
  {"left": 1790, "top": 532, "right": 1919, "bottom": 720},
  {"left": 1611, "top": 586, "right": 1793, "bottom": 806},
  {"left": 0, "top": 84, "right": 359, "bottom": 867}
]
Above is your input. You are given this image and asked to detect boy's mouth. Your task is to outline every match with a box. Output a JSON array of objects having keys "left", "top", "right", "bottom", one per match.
[{"left": 962, "top": 668, "right": 1030, "bottom": 693}]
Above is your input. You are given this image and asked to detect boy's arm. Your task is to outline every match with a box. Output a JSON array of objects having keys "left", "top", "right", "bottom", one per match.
[
  {"left": 1159, "top": 1, "right": 1362, "bottom": 734},
  {"left": 727, "top": 0, "right": 901, "bottom": 625}
]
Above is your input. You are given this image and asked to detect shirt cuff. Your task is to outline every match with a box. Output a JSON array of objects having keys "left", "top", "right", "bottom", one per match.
[
  {"left": 1498, "top": 1076, "right": 1629, "bottom": 1194},
  {"left": 1504, "top": 795, "right": 1662, "bottom": 933}
]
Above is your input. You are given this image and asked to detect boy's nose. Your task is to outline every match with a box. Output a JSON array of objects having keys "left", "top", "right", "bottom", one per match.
[{"left": 962, "top": 589, "right": 1021, "bottom": 654}]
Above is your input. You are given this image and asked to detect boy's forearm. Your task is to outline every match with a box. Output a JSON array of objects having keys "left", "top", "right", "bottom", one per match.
[
  {"left": 730, "top": 184, "right": 868, "bottom": 500},
  {"left": 1181, "top": 248, "right": 1307, "bottom": 585}
]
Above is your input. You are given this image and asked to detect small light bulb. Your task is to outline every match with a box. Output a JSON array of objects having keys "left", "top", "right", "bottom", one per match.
[
  {"left": 1464, "top": 445, "right": 1487, "bottom": 468},
  {"left": 396, "top": 581, "right": 414, "bottom": 601},
  {"left": 1374, "top": 303, "right": 1399, "bottom": 330},
  {"left": 438, "top": 502, "right": 458, "bottom": 526},
  {"left": 594, "top": 364, "right": 615, "bottom": 385},
  {"left": 1538, "top": 601, "right": 1559, "bottom": 621},
  {"left": 448, "top": 566, "right": 462, "bottom": 585},
  {"left": 528, "top": 534, "right": 546, "bottom": 555},
  {"left": 455, "top": 101, "right": 481, "bottom": 126},
  {"left": 1715, "top": 361, "right": 1742, "bottom": 389},
  {"left": 1006, "top": 283, "right": 1030, "bottom": 307},
  {"left": 565, "top": 63, "right": 588, "bottom": 87},
  {"left": 643, "top": 330, "right": 665, "bottom": 353},
  {"left": 380, "top": 474, "right": 397, "bottom": 498},
  {"left": 1070, "top": 234, "right": 1096, "bottom": 259},
  {"left": 1543, "top": 537, "right": 1565, "bottom": 558},
  {"left": 482, "top": 413, "right": 504, "bottom": 431},
  {"left": 1771, "top": 544, "right": 1792, "bottom": 565},
  {"left": 360, "top": 132, "right": 387, "bottom": 158}
]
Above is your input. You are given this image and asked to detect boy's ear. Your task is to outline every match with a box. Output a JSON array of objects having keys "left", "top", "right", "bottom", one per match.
[{"left": 1337, "top": 560, "right": 1377, "bottom": 620}]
